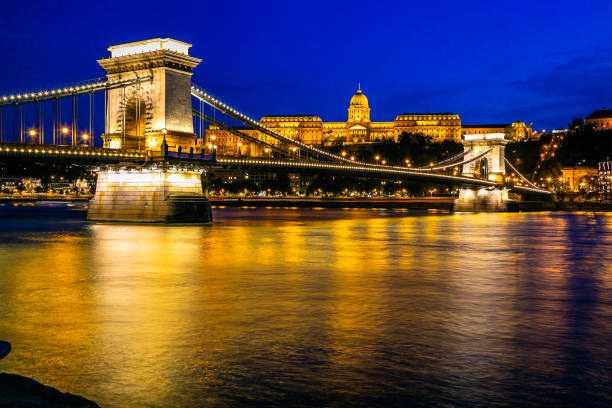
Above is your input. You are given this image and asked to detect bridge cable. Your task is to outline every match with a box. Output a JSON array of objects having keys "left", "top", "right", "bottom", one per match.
[
  {"left": 192, "top": 109, "right": 286, "bottom": 155},
  {"left": 504, "top": 157, "right": 540, "bottom": 190},
  {"left": 412, "top": 148, "right": 472, "bottom": 169}
]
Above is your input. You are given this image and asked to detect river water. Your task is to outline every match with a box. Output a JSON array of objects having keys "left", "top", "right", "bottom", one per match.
[{"left": 0, "top": 208, "right": 611, "bottom": 407}]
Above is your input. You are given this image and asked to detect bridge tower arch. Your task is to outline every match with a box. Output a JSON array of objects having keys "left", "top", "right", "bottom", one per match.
[
  {"left": 98, "top": 38, "right": 201, "bottom": 152},
  {"left": 461, "top": 133, "right": 509, "bottom": 183},
  {"left": 454, "top": 132, "right": 511, "bottom": 211}
]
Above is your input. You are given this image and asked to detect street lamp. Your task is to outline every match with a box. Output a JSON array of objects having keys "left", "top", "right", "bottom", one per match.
[
  {"left": 28, "top": 129, "right": 36, "bottom": 143},
  {"left": 341, "top": 151, "right": 347, "bottom": 157},
  {"left": 61, "top": 127, "right": 69, "bottom": 145},
  {"left": 82, "top": 133, "right": 89, "bottom": 147}
]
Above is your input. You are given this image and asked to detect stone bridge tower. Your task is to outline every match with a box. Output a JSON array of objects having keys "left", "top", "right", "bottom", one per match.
[
  {"left": 98, "top": 38, "right": 201, "bottom": 152},
  {"left": 454, "top": 132, "right": 511, "bottom": 211},
  {"left": 461, "top": 133, "right": 509, "bottom": 184}
]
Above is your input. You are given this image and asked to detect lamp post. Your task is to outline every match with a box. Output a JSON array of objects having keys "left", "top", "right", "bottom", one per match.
[
  {"left": 28, "top": 129, "right": 36, "bottom": 144},
  {"left": 82, "top": 133, "right": 89, "bottom": 147},
  {"left": 61, "top": 127, "right": 69, "bottom": 145}
]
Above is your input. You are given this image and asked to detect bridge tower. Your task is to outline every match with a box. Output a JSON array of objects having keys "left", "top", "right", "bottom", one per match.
[
  {"left": 98, "top": 38, "right": 201, "bottom": 152},
  {"left": 455, "top": 133, "right": 511, "bottom": 211},
  {"left": 87, "top": 39, "right": 212, "bottom": 223},
  {"left": 461, "top": 133, "right": 509, "bottom": 183}
]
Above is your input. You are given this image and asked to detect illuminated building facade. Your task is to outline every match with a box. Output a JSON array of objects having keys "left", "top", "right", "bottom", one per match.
[
  {"left": 585, "top": 109, "right": 612, "bottom": 130},
  {"left": 207, "top": 87, "right": 463, "bottom": 156},
  {"left": 461, "top": 122, "right": 532, "bottom": 141},
  {"left": 207, "top": 87, "right": 535, "bottom": 156},
  {"left": 560, "top": 167, "right": 598, "bottom": 191}
]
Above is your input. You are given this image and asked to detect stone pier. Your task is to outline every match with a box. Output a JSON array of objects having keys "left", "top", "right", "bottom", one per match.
[
  {"left": 453, "top": 187, "right": 515, "bottom": 212},
  {"left": 87, "top": 165, "right": 212, "bottom": 223}
]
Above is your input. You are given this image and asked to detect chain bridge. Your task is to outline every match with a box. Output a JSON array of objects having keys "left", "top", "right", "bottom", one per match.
[{"left": 0, "top": 38, "right": 550, "bottom": 222}]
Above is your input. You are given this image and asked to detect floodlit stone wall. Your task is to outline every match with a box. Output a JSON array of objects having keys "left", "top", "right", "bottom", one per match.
[{"left": 87, "top": 169, "right": 211, "bottom": 222}]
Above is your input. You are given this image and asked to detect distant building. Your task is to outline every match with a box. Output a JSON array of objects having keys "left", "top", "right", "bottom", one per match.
[
  {"left": 206, "top": 86, "right": 530, "bottom": 156},
  {"left": 561, "top": 167, "right": 598, "bottom": 192},
  {"left": 461, "top": 122, "right": 532, "bottom": 141},
  {"left": 207, "top": 87, "right": 463, "bottom": 156},
  {"left": 585, "top": 109, "right": 612, "bottom": 130}
]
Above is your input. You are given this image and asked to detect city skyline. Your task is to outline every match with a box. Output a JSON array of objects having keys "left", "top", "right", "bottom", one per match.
[{"left": 1, "top": 0, "right": 612, "bottom": 131}]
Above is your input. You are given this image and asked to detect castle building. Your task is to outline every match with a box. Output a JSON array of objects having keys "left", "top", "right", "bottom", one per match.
[
  {"left": 206, "top": 87, "right": 527, "bottom": 156},
  {"left": 206, "top": 87, "right": 463, "bottom": 156},
  {"left": 585, "top": 109, "right": 612, "bottom": 130}
]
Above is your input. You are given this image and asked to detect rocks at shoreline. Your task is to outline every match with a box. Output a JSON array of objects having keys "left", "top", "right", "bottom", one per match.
[{"left": 0, "top": 373, "right": 99, "bottom": 408}]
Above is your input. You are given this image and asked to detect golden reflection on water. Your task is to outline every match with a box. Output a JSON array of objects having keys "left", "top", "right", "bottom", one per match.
[{"left": 1, "top": 210, "right": 612, "bottom": 407}]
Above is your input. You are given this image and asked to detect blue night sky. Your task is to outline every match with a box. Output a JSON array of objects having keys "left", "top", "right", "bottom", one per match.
[{"left": 1, "top": 0, "right": 611, "bottom": 131}]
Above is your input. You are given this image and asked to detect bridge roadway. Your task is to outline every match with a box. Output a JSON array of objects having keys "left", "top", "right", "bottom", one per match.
[
  {"left": 0, "top": 142, "right": 553, "bottom": 196},
  {"left": 214, "top": 157, "right": 497, "bottom": 187},
  {"left": 0, "top": 143, "right": 144, "bottom": 162},
  {"left": 0, "top": 142, "right": 493, "bottom": 186}
]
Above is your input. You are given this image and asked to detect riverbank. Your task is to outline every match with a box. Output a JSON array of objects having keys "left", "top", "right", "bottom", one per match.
[
  {"left": 210, "top": 197, "right": 456, "bottom": 210},
  {"left": 0, "top": 196, "right": 90, "bottom": 203},
  {"left": 2, "top": 196, "right": 611, "bottom": 212},
  {"left": 210, "top": 197, "right": 566, "bottom": 212},
  {"left": 0, "top": 373, "right": 98, "bottom": 407},
  {"left": 555, "top": 201, "right": 612, "bottom": 211}
]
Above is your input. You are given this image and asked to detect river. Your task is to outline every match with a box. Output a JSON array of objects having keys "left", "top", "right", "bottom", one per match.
[{"left": 1, "top": 208, "right": 611, "bottom": 407}]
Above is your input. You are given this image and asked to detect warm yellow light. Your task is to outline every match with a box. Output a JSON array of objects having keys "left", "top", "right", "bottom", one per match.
[
  {"left": 147, "top": 137, "right": 158, "bottom": 149},
  {"left": 109, "top": 139, "right": 121, "bottom": 149},
  {"left": 341, "top": 151, "right": 347, "bottom": 157},
  {"left": 208, "top": 143, "right": 213, "bottom": 149},
  {"left": 210, "top": 135, "right": 216, "bottom": 140},
  {"left": 375, "top": 155, "right": 380, "bottom": 160},
  {"left": 382, "top": 160, "right": 386, "bottom": 165},
  {"left": 237, "top": 142, "right": 242, "bottom": 147},
  {"left": 264, "top": 148, "right": 270, "bottom": 153},
  {"left": 61, "top": 127, "right": 69, "bottom": 135},
  {"left": 161, "top": 128, "right": 167, "bottom": 134},
  {"left": 29, "top": 129, "right": 36, "bottom": 136},
  {"left": 82, "top": 133, "right": 89, "bottom": 140},
  {"left": 350, "top": 156, "right": 355, "bottom": 161}
]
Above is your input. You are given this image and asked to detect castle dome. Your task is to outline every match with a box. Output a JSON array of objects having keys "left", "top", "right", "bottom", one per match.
[{"left": 350, "top": 88, "right": 369, "bottom": 107}]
